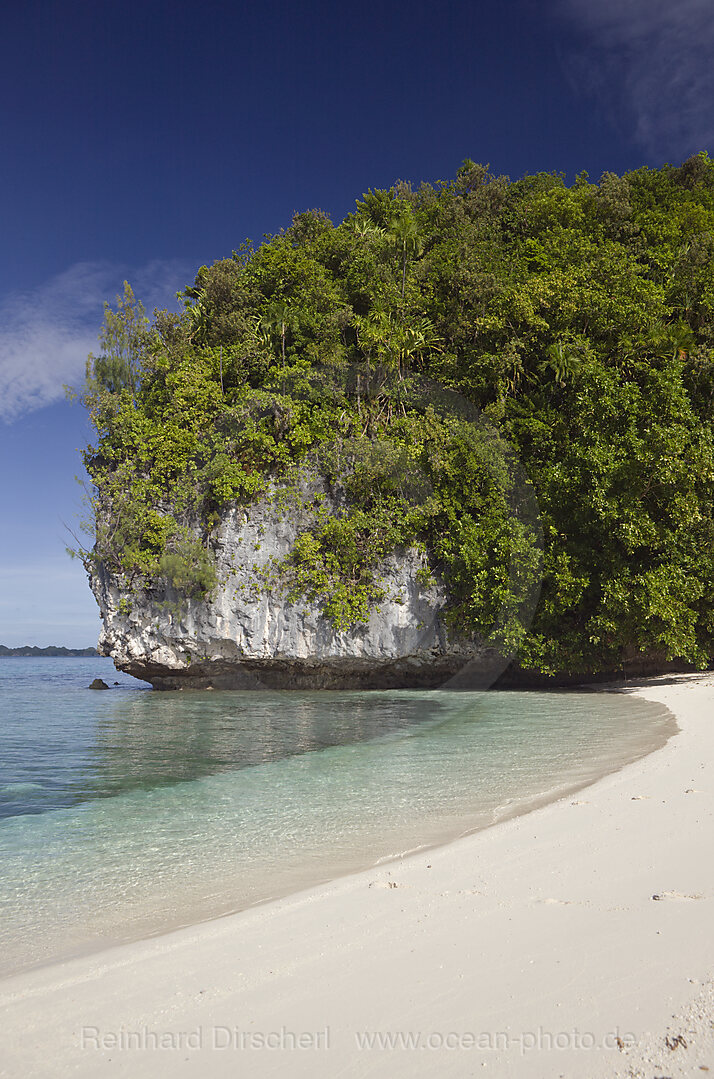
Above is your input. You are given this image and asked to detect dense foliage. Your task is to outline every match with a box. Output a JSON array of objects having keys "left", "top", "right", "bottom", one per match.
[{"left": 77, "top": 154, "right": 714, "bottom": 675}]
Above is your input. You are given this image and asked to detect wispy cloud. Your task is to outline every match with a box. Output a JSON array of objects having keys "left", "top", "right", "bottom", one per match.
[
  {"left": 0, "top": 259, "right": 190, "bottom": 423},
  {"left": 557, "top": 0, "right": 714, "bottom": 158}
]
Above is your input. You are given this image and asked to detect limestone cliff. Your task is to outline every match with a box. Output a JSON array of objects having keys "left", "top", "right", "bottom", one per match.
[{"left": 90, "top": 479, "right": 503, "bottom": 690}]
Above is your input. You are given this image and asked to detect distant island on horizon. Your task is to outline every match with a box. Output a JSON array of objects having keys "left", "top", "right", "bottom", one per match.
[{"left": 0, "top": 645, "right": 99, "bottom": 657}]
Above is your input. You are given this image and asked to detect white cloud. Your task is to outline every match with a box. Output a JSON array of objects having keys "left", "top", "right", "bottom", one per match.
[
  {"left": 0, "top": 260, "right": 189, "bottom": 423},
  {"left": 557, "top": 0, "right": 714, "bottom": 158}
]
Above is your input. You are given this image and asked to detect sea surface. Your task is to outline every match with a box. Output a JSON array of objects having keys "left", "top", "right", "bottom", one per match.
[{"left": 0, "top": 657, "right": 675, "bottom": 976}]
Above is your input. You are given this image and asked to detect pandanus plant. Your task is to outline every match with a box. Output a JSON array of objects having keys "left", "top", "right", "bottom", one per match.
[
  {"left": 388, "top": 209, "right": 424, "bottom": 299},
  {"left": 355, "top": 309, "right": 441, "bottom": 381},
  {"left": 260, "top": 302, "right": 298, "bottom": 365},
  {"left": 622, "top": 319, "right": 697, "bottom": 367},
  {"left": 540, "top": 338, "right": 582, "bottom": 386}
]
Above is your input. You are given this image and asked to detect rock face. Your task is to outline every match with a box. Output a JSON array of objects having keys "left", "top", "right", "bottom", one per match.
[{"left": 90, "top": 479, "right": 502, "bottom": 690}]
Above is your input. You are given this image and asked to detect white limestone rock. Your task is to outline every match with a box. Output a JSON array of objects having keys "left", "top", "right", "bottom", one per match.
[{"left": 90, "top": 478, "right": 500, "bottom": 689}]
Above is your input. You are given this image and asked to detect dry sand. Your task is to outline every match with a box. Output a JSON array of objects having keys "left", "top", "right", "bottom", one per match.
[{"left": 1, "top": 673, "right": 714, "bottom": 1078}]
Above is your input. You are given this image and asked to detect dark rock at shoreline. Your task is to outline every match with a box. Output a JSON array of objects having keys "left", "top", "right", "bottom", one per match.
[{"left": 88, "top": 678, "right": 109, "bottom": 690}]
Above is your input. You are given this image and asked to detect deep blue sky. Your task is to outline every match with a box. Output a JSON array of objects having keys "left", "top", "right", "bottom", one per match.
[{"left": 1, "top": 0, "right": 712, "bottom": 645}]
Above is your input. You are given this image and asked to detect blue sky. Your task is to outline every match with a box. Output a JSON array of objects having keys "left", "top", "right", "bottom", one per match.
[{"left": 1, "top": 0, "right": 712, "bottom": 646}]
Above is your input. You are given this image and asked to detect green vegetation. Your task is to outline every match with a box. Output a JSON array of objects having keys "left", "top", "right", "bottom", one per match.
[{"left": 76, "top": 154, "right": 714, "bottom": 675}]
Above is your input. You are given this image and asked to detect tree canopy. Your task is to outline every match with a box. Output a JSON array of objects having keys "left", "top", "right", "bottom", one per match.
[{"left": 77, "top": 153, "right": 714, "bottom": 676}]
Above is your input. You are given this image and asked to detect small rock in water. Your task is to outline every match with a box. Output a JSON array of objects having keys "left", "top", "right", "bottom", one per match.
[{"left": 89, "top": 678, "right": 109, "bottom": 690}]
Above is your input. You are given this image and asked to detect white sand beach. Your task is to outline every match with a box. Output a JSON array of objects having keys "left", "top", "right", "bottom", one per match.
[{"left": 1, "top": 674, "right": 714, "bottom": 1078}]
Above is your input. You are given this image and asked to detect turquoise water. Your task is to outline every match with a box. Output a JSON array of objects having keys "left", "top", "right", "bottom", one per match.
[{"left": 0, "top": 658, "right": 675, "bottom": 976}]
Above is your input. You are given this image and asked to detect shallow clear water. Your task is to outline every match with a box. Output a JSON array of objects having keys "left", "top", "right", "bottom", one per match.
[{"left": 0, "top": 657, "right": 675, "bottom": 976}]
